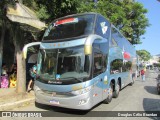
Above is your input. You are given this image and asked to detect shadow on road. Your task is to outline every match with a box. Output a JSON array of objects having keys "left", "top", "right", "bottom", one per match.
[
  {"left": 34, "top": 101, "right": 115, "bottom": 117},
  {"left": 146, "top": 77, "right": 157, "bottom": 79},
  {"left": 144, "top": 86, "right": 158, "bottom": 95},
  {"left": 143, "top": 98, "right": 160, "bottom": 120},
  {"left": 35, "top": 102, "right": 90, "bottom": 116}
]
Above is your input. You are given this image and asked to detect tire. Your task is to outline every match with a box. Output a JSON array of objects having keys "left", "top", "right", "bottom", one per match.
[
  {"left": 113, "top": 82, "right": 120, "bottom": 98},
  {"left": 104, "top": 83, "right": 113, "bottom": 104},
  {"left": 130, "top": 77, "right": 135, "bottom": 86},
  {"left": 157, "top": 87, "right": 160, "bottom": 95}
]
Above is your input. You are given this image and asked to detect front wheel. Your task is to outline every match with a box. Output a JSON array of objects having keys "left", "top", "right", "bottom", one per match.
[{"left": 103, "top": 83, "right": 113, "bottom": 104}]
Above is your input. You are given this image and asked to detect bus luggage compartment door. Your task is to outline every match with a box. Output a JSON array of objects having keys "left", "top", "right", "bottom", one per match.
[{"left": 92, "top": 74, "right": 103, "bottom": 105}]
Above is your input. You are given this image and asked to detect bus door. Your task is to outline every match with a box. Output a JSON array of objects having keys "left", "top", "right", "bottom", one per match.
[
  {"left": 23, "top": 42, "right": 41, "bottom": 84},
  {"left": 23, "top": 42, "right": 41, "bottom": 60}
]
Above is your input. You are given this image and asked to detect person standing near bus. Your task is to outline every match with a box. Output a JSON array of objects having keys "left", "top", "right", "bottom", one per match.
[
  {"left": 141, "top": 68, "right": 145, "bottom": 82},
  {"left": 27, "top": 64, "right": 37, "bottom": 92}
]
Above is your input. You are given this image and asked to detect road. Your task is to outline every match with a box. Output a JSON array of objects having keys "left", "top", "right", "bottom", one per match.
[{"left": 2, "top": 70, "right": 160, "bottom": 120}]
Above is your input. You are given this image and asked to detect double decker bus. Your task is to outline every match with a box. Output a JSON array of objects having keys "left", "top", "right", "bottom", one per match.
[{"left": 23, "top": 13, "right": 137, "bottom": 110}]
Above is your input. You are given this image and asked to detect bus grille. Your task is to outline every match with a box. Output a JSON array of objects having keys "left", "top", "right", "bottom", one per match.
[{"left": 40, "top": 89, "right": 74, "bottom": 97}]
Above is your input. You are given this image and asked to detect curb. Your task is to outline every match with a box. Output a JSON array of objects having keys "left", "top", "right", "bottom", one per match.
[{"left": 0, "top": 97, "right": 35, "bottom": 111}]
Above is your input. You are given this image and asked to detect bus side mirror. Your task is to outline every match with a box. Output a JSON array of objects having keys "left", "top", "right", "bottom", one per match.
[{"left": 22, "top": 42, "right": 41, "bottom": 59}]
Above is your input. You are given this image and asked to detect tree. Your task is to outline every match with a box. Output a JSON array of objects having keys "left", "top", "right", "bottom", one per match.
[
  {"left": 10, "top": 23, "right": 26, "bottom": 93},
  {"left": 0, "top": 0, "right": 9, "bottom": 77},
  {"left": 136, "top": 50, "right": 151, "bottom": 61},
  {"left": 22, "top": 0, "right": 80, "bottom": 24},
  {"left": 6, "top": 0, "right": 45, "bottom": 93},
  {"left": 77, "top": 0, "right": 149, "bottom": 45}
]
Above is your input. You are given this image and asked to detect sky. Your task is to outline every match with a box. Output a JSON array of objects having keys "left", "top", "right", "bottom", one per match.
[{"left": 135, "top": 0, "right": 160, "bottom": 56}]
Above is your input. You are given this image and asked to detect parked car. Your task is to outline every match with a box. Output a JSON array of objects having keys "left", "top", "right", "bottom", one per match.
[{"left": 157, "top": 74, "right": 160, "bottom": 94}]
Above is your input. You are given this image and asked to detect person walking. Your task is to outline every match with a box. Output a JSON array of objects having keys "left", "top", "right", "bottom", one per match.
[
  {"left": 27, "top": 64, "right": 37, "bottom": 92},
  {"left": 141, "top": 68, "right": 145, "bottom": 82}
]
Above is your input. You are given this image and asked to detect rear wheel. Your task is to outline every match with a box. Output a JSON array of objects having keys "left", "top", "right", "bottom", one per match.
[
  {"left": 113, "top": 82, "right": 120, "bottom": 98},
  {"left": 157, "top": 86, "right": 160, "bottom": 95},
  {"left": 104, "top": 83, "right": 113, "bottom": 104},
  {"left": 130, "top": 77, "right": 135, "bottom": 86}
]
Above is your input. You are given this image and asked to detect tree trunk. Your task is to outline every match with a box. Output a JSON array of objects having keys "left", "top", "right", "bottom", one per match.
[
  {"left": 12, "top": 24, "right": 26, "bottom": 93},
  {"left": 15, "top": 45, "right": 26, "bottom": 93},
  {"left": 0, "top": 19, "right": 6, "bottom": 76}
]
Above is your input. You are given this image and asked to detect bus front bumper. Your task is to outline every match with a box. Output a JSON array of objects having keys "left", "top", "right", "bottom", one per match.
[{"left": 35, "top": 88, "right": 93, "bottom": 110}]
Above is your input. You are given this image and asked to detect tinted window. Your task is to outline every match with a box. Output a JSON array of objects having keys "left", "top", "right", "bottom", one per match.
[
  {"left": 112, "top": 27, "right": 124, "bottom": 49},
  {"left": 37, "top": 46, "right": 91, "bottom": 83},
  {"left": 110, "top": 59, "right": 132, "bottom": 74},
  {"left": 93, "top": 52, "right": 103, "bottom": 77},
  {"left": 124, "top": 61, "right": 132, "bottom": 72},
  {"left": 43, "top": 14, "right": 95, "bottom": 41},
  {"left": 112, "top": 26, "right": 135, "bottom": 55},
  {"left": 93, "top": 44, "right": 107, "bottom": 77},
  {"left": 110, "top": 59, "right": 123, "bottom": 74}
]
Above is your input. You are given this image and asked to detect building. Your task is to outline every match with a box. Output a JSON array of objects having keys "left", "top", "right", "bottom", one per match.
[{"left": 148, "top": 55, "right": 160, "bottom": 65}]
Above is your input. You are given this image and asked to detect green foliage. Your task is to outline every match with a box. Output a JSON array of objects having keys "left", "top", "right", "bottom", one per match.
[
  {"left": 23, "top": 0, "right": 50, "bottom": 21},
  {"left": 136, "top": 50, "right": 151, "bottom": 61},
  {"left": 29, "top": 0, "right": 79, "bottom": 23},
  {"left": 77, "top": 0, "right": 149, "bottom": 45}
]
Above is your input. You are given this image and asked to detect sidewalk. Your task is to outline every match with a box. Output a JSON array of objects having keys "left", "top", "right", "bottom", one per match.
[{"left": 0, "top": 88, "right": 35, "bottom": 111}]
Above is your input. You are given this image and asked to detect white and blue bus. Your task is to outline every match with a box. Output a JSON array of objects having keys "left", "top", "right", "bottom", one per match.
[{"left": 23, "top": 13, "right": 137, "bottom": 110}]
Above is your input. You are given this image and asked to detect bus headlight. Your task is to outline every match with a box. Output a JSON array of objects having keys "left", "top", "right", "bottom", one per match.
[
  {"left": 79, "top": 98, "right": 90, "bottom": 105},
  {"left": 71, "top": 86, "right": 92, "bottom": 95}
]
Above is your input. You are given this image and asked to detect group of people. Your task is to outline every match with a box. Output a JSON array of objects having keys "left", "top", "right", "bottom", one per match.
[
  {"left": 1, "top": 63, "right": 37, "bottom": 92},
  {"left": 1, "top": 63, "right": 17, "bottom": 88}
]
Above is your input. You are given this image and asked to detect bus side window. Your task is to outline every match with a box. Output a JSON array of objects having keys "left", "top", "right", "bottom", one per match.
[
  {"left": 110, "top": 59, "right": 123, "bottom": 74},
  {"left": 93, "top": 53, "right": 103, "bottom": 77}
]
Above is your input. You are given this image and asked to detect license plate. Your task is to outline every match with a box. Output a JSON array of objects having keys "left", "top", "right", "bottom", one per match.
[{"left": 50, "top": 100, "right": 60, "bottom": 105}]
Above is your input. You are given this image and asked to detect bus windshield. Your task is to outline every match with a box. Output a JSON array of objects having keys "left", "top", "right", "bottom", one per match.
[
  {"left": 43, "top": 14, "right": 95, "bottom": 41},
  {"left": 37, "top": 46, "right": 91, "bottom": 84}
]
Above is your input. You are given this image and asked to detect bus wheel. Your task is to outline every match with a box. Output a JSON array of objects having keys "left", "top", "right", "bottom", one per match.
[
  {"left": 113, "top": 82, "right": 120, "bottom": 98},
  {"left": 158, "top": 87, "right": 160, "bottom": 95},
  {"left": 130, "top": 77, "right": 135, "bottom": 86},
  {"left": 104, "top": 83, "right": 113, "bottom": 104}
]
